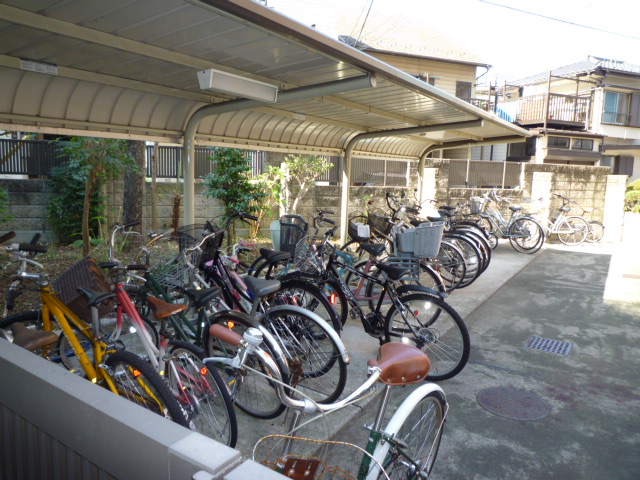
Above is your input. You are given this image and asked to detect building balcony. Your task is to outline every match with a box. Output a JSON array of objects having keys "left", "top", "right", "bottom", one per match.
[{"left": 490, "top": 93, "right": 590, "bottom": 128}]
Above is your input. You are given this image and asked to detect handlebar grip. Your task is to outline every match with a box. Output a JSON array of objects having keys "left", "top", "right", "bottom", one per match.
[
  {"left": 99, "top": 261, "right": 120, "bottom": 270},
  {"left": 29, "top": 233, "right": 41, "bottom": 245},
  {"left": 242, "top": 213, "right": 258, "bottom": 222},
  {"left": 18, "top": 243, "right": 48, "bottom": 254},
  {"left": 123, "top": 221, "right": 141, "bottom": 229},
  {"left": 0, "top": 231, "right": 16, "bottom": 244},
  {"left": 127, "top": 264, "right": 148, "bottom": 272}
]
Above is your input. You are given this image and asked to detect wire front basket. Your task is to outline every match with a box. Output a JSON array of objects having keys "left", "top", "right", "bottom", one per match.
[
  {"left": 469, "top": 197, "right": 488, "bottom": 214},
  {"left": 293, "top": 235, "right": 326, "bottom": 274},
  {"left": 367, "top": 208, "right": 393, "bottom": 236},
  {"left": 149, "top": 249, "right": 202, "bottom": 290},
  {"left": 253, "top": 435, "right": 389, "bottom": 480}
]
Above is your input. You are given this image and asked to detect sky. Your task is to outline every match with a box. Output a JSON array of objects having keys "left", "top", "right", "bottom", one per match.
[{"left": 269, "top": 0, "right": 640, "bottom": 84}]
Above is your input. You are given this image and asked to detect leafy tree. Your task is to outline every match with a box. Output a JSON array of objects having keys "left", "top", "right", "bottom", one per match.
[
  {"left": 280, "top": 154, "right": 333, "bottom": 214},
  {"left": 201, "top": 147, "right": 267, "bottom": 238},
  {"left": 56, "top": 137, "right": 134, "bottom": 255},
  {"left": 0, "top": 186, "right": 12, "bottom": 225},
  {"left": 48, "top": 161, "right": 104, "bottom": 243}
]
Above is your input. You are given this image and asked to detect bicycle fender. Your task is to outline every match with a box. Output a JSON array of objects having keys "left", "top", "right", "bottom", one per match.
[
  {"left": 207, "top": 309, "right": 291, "bottom": 378},
  {"left": 266, "top": 304, "right": 350, "bottom": 364},
  {"left": 366, "top": 383, "right": 447, "bottom": 480},
  {"left": 396, "top": 284, "right": 447, "bottom": 299}
]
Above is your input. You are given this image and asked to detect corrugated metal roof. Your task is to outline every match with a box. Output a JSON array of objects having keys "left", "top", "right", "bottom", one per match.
[{"left": 0, "top": 0, "right": 527, "bottom": 160}]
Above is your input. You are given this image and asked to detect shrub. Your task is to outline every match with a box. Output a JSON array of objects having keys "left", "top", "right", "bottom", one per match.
[
  {"left": 0, "top": 186, "right": 12, "bottom": 225},
  {"left": 625, "top": 189, "right": 640, "bottom": 213}
]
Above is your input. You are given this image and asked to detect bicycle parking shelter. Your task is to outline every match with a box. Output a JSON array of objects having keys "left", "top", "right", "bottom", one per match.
[{"left": 0, "top": 0, "right": 530, "bottom": 244}]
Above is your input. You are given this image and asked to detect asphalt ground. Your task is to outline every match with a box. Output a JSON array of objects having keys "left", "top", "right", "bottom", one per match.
[{"left": 234, "top": 214, "right": 640, "bottom": 480}]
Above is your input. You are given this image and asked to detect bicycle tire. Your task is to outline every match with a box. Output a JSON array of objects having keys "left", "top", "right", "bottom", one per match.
[
  {"left": 167, "top": 341, "right": 238, "bottom": 447},
  {"left": 586, "top": 221, "right": 605, "bottom": 243},
  {"left": 508, "top": 217, "right": 545, "bottom": 253},
  {"left": 442, "top": 233, "right": 481, "bottom": 288},
  {"left": 372, "top": 388, "right": 446, "bottom": 480},
  {"left": 557, "top": 216, "right": 589, "bottom": 246},
  {"left": 0, "top": 310, "right": 44, "bottom": 329},
  {"left": 270, "top": 278, "right": 342, "bottom": 333},
  {"left": 384, "top": 293, "right": 470, "bottom": 381},
  {"left": 104, "top": 349, "right": 191, "bottom": 428},
  {"left": 264, "top": 305, "right": 347, "bottom": 405},
  {"left": 427, "top": 240, "right": 466, "bottom": 292},
  {"left": 204, "top": 312, "right": 288, "bottom": 419}
]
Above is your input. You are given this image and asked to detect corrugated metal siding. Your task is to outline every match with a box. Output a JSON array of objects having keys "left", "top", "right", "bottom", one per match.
[
  {"left": 449, "top": 159, "right": 523, "bottom": 188},
  {"left": 1, "top": 404, "right": 116, "bottom": 480}
]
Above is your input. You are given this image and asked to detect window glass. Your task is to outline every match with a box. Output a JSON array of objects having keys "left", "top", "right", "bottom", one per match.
[
  {"left": 572, "top": 139, "right": 594, "bottom": 150},
  {"left": 456, "top": 81, "right": 472, "bottom": 99},
  {"left": 603, "top": 91, "right": 628, "bottom": 125},
  {"left": 547, "top": 136, "right": 570, "bottom": 149}
]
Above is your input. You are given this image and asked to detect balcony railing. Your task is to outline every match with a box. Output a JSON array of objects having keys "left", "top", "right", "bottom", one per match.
[{"left": 493, "top": 93, "right": 590, "bottom": 125}]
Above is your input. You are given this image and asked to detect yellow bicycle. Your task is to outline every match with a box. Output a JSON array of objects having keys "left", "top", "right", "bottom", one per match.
[{"left": 1, "top": 241, "right": 190, "bottom": 427}]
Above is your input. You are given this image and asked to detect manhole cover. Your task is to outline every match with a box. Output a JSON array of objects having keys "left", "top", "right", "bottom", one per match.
[
  {"left": 477, "top": 386, "right": 551, "bottom": 420},
  {"left": 525, "top": 336, "right": 573, "bottom": 356}
]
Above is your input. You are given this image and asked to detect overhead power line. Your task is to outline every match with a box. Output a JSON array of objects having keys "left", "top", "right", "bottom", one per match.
[{"left": 479, "top": 0, "right": 640, "bottom": 41}]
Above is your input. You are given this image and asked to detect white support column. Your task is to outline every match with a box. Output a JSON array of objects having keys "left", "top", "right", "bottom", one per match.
[
  {"left": 603, "top": 175, "right": 628, "bottom": 242},
  {"left": 530, "top": 171, "right": 553, "bottom": 220}
]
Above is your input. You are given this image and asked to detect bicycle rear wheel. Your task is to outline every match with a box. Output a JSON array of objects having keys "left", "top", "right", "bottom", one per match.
[
  {"left": 508, "top": 217, "right": 545, "bottom": 253},
  {"left": 167, "top": 341, "right": 238, "bottom": 447},
  {"left": 373, "top": 388, "right": 446, "bottom": 480},
  {"left": 104, "top": 349, "right": 190, "bottom": 428},
  {"left": 264, "top": 305, "right": 347, "bottom": 404},
  {"left": 586, "top": 221, "right": 605, "bottom": 243},
  {"left": 384, "top": 293, "right": 470, "bottom": 381}
]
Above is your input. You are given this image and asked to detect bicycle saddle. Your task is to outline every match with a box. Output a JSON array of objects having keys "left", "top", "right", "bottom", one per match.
[
  {"left": 10, "top": 322, "right": 58, "bottom": 352},
  {"left": 244, "top": 276, "right": 281, "bottom": 298},
  {"left": 258, "top": 248, "right": 291, "bottom": 264},
  {"left": 360, "top": 243, "right": 386, "bottom": 257},
  {"left": 368, "top": 342, "right": 431, "bottom": 386},
  {"left": 377, "top": 262, "right": 410, "bottom": 281}
]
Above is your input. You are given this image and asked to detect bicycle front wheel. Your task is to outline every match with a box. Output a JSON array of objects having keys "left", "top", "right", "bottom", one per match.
[
  {"left": 265, "top": 305, "right": 347, "bottom": 404},
  {"left": 557, "top": 216, "right": 589, "bottom": 246},
  {"left": 204, "top": 312, "right": 288, "bottom": 419},
  {"left": 104, "top": 349, "right": 190, "bottom": 428},
  {"left": 372, "top": 388, "right": 446, "bottom": 480},
  {"left": 167, "top": 341, "right": 238, "bottom": 447},
  {"left": 384, "top": 294, "right": 470, "bottom": 381}
]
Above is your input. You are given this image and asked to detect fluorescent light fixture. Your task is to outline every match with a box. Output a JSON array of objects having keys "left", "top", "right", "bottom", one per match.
[{"left": 197, "top": 68, "right": 278, "bottom": 102}]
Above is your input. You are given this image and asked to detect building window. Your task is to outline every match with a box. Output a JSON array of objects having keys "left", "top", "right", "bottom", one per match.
[
  {"left": 603, "top": 91, "right": 629, "bottom": 125},
  {"left": 456, "top": 81, "right": 472, "bottom": 99},
  {"left": 417, "top": 74, "right": 437, "bottom": 86},
  {"left": 548, "top": 136, "right": 570, "bottom": 149},
  {"left": 572, "top": 138, "right": 594, "bottom": 151}
]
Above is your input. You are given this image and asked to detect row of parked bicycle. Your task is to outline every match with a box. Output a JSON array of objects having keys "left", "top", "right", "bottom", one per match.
[{"left": 0, "top": 189, "right": 600, "bottom": 479}]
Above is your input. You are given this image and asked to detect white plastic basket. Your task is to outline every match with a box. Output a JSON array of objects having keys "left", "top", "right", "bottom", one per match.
[
  {"left": 469, "top": 197, "right": 487, "bottom": 214},
  {"left": 395, "top": 221, "right": 445, "bottom": 258}
]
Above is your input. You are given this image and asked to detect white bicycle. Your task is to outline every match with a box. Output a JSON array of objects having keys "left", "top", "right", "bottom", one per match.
[{"left": 205, "top": 324, "right": 448, "bottom": 480}]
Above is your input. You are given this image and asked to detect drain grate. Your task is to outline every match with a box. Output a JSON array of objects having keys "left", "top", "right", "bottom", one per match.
[
  {"left": 525, "top": 336, "right": 573, "bottom": 356},
  {"left": 477, "top": 386, "right": 551, "bottom": 420}
]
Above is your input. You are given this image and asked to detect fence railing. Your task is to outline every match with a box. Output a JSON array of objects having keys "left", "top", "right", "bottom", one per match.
[
  {"left": 0, "top": 139, "right": 412, "bottom": 187},
  {"left": 495, "top": 93, "right": 590, "bottom": 124},
  {"left": 449, "top": 159, "right": 524, "bottom": 188}
]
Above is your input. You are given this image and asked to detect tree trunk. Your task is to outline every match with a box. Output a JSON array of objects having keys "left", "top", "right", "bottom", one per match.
[
  {"left": 82, "top": 170, "right": 95, "bottom": 256},
  {"left": 123, "top": 140, "right": 145, "bottom": 233}
]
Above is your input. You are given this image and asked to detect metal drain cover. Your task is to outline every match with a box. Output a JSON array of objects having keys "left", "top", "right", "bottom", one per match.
[
  {"left": 477, "top": 386, "right": 551, "bottom": 420},
  {"left": 525, "top": 336, "right": 573, "bottom": 355}
]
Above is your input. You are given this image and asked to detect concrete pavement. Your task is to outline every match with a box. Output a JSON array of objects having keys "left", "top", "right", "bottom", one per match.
[{"left": 234, "top": 214, "right": 640, "bottom": 479}]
